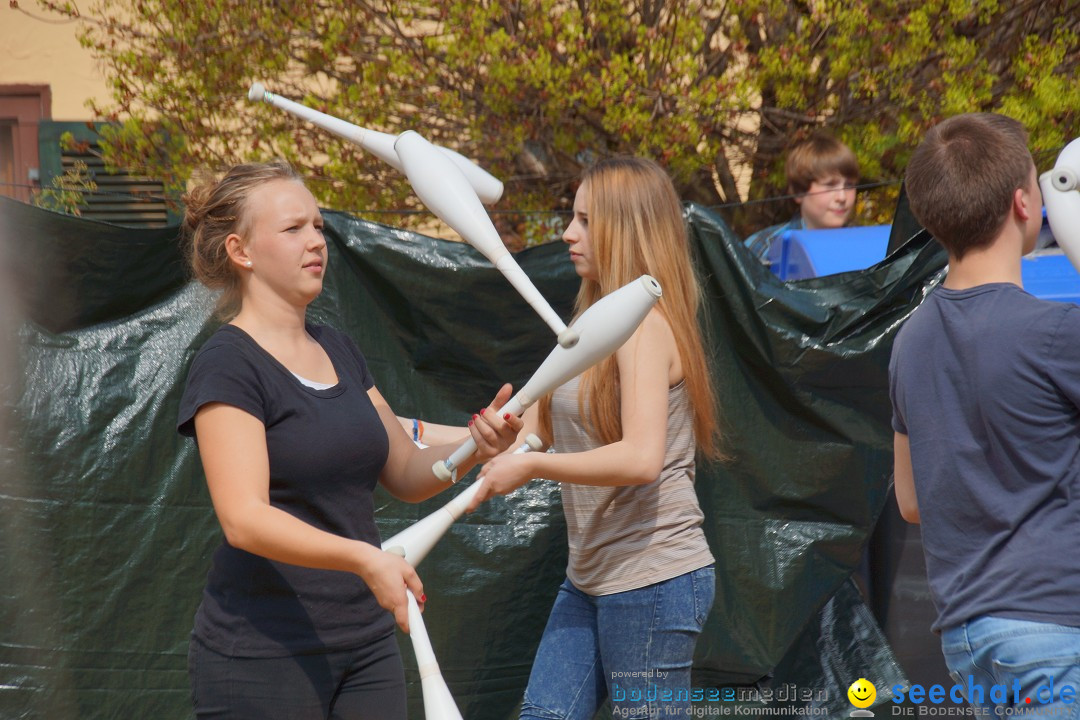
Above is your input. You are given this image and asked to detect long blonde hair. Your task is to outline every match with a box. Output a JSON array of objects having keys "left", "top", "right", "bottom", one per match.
[{"left": 540, "top": 156, "right": 722, "bottom": 460}]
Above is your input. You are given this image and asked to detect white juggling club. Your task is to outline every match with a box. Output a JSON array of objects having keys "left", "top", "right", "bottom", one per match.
[
  {"left": 381, "top": 434, "right": 543, "bottom": 566},
  {"left": 383, "top": 545, "right": 464, "bottom": 720},
  {"left": 384, "top": 548, "right": 464, "bottom": 720},
  {"left": 247, "top": 82, "right": 504, "bottom": 204},
  {"left": 406, "top": 589, "right": 463, "bottom": 720},
  {"left": 382, "top": 437, "right": 542, "bottom": 719},
  {"left": 394, "top": 130, "right": 580, "bottom": 349},
  {"left": 432, "top": 275, "right": 662, "bottom": 483},
  {"left": 1041, "top": 137, "right": 1080, "bottom": 273}
]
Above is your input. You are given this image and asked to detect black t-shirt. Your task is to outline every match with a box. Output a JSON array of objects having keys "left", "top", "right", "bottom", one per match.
[{"left": 178, "top": 323, "right": 395, "bottom": 656}]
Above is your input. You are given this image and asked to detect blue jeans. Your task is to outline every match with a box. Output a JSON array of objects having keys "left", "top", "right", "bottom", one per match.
[
  {"left": 941, "top": 615, "right": 1080, "bottom": 718},
  {"left": 521, "top": 566, "right": 715, "bottom": 720}
]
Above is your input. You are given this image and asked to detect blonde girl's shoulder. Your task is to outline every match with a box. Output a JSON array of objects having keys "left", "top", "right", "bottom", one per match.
[
  {"left": 622, "top": 307, "right": 681, "bottom": 379},
  {"left": 639, "top": 306, "right": 676, "bottom": 345}
]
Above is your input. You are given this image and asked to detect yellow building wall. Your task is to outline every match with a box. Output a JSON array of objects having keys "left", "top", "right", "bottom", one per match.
[{"left": 1, "top": 5, "right": 109, "bottom": 120}]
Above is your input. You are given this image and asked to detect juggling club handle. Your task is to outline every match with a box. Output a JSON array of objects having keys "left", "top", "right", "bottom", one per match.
[{"left": 432, "top": 397, "right": 527, "bottom": 483}]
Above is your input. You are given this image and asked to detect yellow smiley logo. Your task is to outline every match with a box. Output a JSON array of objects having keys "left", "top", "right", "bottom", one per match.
[{"left": 848, "top": 678, "right": 877, "bottom": 709}]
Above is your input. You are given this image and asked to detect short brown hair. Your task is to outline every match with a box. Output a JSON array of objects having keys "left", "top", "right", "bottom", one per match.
[
  {"left": 785, "top": 132, "right": 859, "bottom": 196},
  {"left": 181, "top": 160, "right": 304, "bottom": 319},
  {"left": 904, "top": 113, "right": 1033, "bottom": 259}
]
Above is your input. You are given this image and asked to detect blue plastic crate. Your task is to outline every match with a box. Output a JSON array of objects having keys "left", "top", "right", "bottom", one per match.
[
  {"left": 764, "top": 217, "right": 1079, "bottom": 306},
  {"left": 1021, "top": 252, "right": 1080, "bottom": 305},
  {"left": 767, "top": 225, "right": 891, "bottom": 280}
]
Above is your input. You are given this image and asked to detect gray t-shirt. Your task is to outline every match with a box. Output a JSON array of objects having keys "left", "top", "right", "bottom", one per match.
[{"left": 889, "top": 283, "right": 1080, "bottom": 633}]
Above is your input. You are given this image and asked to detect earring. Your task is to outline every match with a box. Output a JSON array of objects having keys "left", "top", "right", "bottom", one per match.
[{"left": 245, "top": 261, "right": 252, "bottom": 267}]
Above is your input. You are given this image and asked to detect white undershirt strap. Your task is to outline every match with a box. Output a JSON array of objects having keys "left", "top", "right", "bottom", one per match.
[{"left": 291, "top": 372, "right": 335, "bottom": 390}]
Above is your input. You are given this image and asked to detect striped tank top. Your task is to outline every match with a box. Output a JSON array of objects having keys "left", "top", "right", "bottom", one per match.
[{"left": 552, "top": 374, "right": 714, "bottom": 595}]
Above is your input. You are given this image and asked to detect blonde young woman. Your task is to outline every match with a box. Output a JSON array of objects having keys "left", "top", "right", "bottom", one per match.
[
  {"left": 176, "top": 160, "right": 521, "bottom": 719},
  {"left": 472, "top": 156, "right": 722, "bottom": 719}
]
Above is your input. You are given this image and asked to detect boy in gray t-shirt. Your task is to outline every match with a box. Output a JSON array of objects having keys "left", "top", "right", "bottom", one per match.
[{"left": 890, "top": 113, "right": 1080, "bottom": 715}]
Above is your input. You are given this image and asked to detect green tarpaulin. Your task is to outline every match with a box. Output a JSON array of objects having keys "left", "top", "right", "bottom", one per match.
[{"left": 0, "top": 195, "right": 946, "bottom": 719}]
